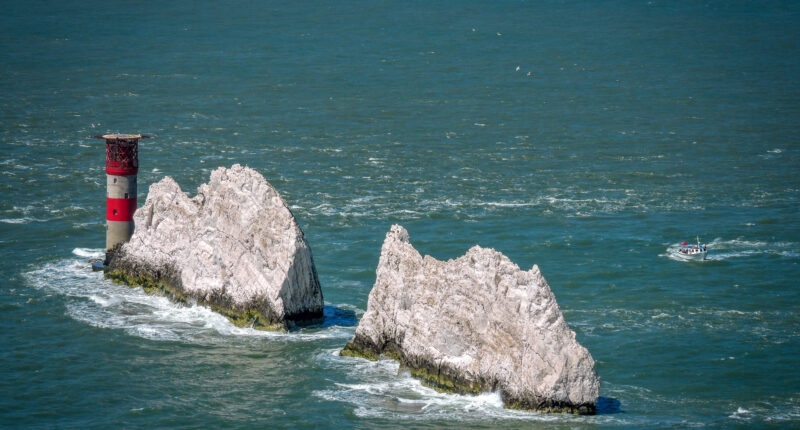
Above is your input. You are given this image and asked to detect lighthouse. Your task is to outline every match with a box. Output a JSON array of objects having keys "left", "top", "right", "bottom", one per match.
[{"left": 96, "top": 134, "right": 148, "bottom": 251}]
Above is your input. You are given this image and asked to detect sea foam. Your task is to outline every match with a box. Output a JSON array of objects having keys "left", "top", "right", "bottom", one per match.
[
  {"left": 24, "top": 252, "right": 353, "bottom": 345},
  {"left": 313, "top": 348, "right": 620, "bottom": 424}
]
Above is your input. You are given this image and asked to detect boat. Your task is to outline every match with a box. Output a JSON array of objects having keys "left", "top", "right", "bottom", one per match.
[{"left": 677, "top": 236, "right": 707, "bottom": 261}]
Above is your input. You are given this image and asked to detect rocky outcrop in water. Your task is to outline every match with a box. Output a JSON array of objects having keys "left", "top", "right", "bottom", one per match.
[
  {"left": 105, "top": 164, "right": 323, "bottom": 330},
  {"left": 341, "top": 225, "right": 599, "bottom": 414}
]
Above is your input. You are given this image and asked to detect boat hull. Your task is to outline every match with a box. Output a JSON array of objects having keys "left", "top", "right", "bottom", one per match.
[{"left": 677, "top": 250, "right": 707, "bottom": 261}]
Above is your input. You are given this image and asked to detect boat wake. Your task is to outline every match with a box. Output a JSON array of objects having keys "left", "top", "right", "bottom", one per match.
[
  {"left": 662, "top": 238, "right": 798, "bottom": 262},
  {"left": 22, "top": 248, "right": 356, "bottom": 345}
]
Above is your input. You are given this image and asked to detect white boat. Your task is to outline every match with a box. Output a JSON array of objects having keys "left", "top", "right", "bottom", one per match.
[{"left": 677, "top": 237, "right": 707, "bottom": 261}]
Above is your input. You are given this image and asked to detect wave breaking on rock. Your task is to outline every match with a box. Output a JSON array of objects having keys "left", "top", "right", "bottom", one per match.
[{"left": 341, "top": 225, "right": 599, "bottom": 414}]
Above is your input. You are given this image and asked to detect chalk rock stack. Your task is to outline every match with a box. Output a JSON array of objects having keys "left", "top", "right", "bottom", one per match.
[
  {"left": 105, "top": 164, "right": 323, "bottom": 330},
  {"left": 342, "top": 225, "right": 599, "bottom": 414}
]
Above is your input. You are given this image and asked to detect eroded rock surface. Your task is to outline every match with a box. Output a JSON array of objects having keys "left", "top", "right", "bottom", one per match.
[
  {"left": 342, "top": 225, "right": 599, "bottom": 413},
  {"left": 106, "top": 164, "right": 323, "bottom": 330}
]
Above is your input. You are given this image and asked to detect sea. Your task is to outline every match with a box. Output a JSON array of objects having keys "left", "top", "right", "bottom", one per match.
[{"left": 1, "top": 1, "right": 798, "bottom": 428}]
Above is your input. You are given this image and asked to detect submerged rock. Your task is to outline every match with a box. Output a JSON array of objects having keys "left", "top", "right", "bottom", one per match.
[
  {"left": 105, "top": 164, "right": 323, "bottom": 330},
  {"left": 341, "top": 225, "right": 599, "bottom": 414}
]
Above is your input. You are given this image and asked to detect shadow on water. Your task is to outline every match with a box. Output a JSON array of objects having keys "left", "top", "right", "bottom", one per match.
[
  {"left": 321, "top": 305, "right": 358, "bottom": 327},
  {"left": 291, "top": 305, "right": 357, "bottom": 331},
  {"left": 596, "top": 396, "right": 623, "bottom": 415}
]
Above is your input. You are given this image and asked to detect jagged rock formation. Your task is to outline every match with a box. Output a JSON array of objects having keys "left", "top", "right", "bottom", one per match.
[
  {"left": 341, "top": 225, "right": 599, "bottom": 414},
  {"left": 105, "top": 164, "right": 323, "bottom": 330}
]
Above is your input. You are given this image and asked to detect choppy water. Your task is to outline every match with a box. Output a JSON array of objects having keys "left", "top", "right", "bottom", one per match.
[{"left": 2, "top": 1, "right": 799, "bottom": 428}]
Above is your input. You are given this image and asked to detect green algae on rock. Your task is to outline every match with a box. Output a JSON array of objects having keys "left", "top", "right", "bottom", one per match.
[
  {"left": 104, "top": 165, "right": 324, "bottom": 331},
  {"left": 340, "top": 225, "right": 600, "bottom": 414}
]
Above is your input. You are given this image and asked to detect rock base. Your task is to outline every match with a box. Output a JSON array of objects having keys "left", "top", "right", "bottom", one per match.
[
  {"left": 341, "top": 335, "right": 595, "bottom": 414},
  {"left": 105, "top": 247, "right": 322, "bottom": 332}
]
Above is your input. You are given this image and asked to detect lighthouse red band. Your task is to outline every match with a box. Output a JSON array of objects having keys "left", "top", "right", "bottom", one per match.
[
  {"left": 106, "top": 197, "right": 137, "bottom": 221},
  {"left": 97, "top": 134, "right": 148, "bottom": 250}
]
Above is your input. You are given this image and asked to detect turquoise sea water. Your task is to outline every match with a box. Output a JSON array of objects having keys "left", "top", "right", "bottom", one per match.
[{"left": 2, "top": 1, "right": 799, "bottom": 428}]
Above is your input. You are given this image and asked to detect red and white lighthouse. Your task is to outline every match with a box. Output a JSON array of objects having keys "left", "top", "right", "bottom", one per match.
[{"left": 96, "top": 134, "right": 148, "bottom": 250}]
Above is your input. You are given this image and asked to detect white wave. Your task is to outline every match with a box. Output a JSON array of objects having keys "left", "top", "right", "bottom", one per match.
[
  {"left": 23, "top": 255, "right": 352, "bottom": 345},
  {"left": 48, "top": 205, "right": 89, "bottom": 216},
  {"left": 73, "top": 222, "right": 101, "bottom": 229},
  {"left": 89, "top": 294, "right": 122, "bottom": 307},
  {"left": 478, "top": 194, "right": 646, "bottom": 215},
  {"left": 300, "top": 189, "right": 714, "bottom": 219},
  {"left": 1, "top": 217, "right": 35, "bottom": 224},
  {"left": 726, "top": 402, "right": 800, "bottom": 423},
  {"left": 314, "top": 349, "right": 620, "bottom": 423},
  {"left": 334, "top": 302, "right": 366, "bottom": 317},
  {"left": 570, "top": 307, "right": 786, "bottom": 342},
  {"left": 478, "top": 201, "right": 536, "bottom": 208},
  {"left": 72, "top": 247, "right": 105, "bottom": 259},
  {"left": 729, "top": 407, "right": 751, "bottom": 419},
  {"left": 386, "top": 209, "right": 422, "bottom": 217},
  {"left": 707, "top": 238, "right": 768, "bottom": 248},
  {"left": 706, "top": 251, "right": 757, "bottom": 260}
]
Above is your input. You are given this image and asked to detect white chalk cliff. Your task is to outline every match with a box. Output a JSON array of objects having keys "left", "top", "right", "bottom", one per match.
[
  {"left": 106, "top": 164, "right": 323, "bottom": 330},
  {"left": 342, "top": 225, "right": 599, "bottom": 413}
]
